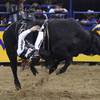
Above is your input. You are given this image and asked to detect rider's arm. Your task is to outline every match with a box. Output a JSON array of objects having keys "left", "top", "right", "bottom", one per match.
[{"left": 20, "top": 25, "right": 40, "bottom": 39}]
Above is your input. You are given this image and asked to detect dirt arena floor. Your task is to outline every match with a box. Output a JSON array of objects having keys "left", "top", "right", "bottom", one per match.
[{"left": 0, "top": 63, "right": 100, "bottom": 100}]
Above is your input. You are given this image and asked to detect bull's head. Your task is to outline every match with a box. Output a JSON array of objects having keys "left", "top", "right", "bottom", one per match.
[{"left": 91, "top": 24, "right": 100, "bottom": 54}]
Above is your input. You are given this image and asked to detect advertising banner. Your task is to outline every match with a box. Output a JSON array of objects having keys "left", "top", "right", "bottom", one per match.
[{"left": 0, "top": 31, "right": 10, "bottom": 62}]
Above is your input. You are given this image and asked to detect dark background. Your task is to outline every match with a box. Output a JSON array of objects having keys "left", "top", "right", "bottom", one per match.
[
  {"left": 0, "top": 0, "right": 99, "bottom": 11},
  {"left": 41, "top": 0, "right": 100, "bottom": 11},
  {"left": 73, "top": 0, "right": 100, "bottom": 11}
]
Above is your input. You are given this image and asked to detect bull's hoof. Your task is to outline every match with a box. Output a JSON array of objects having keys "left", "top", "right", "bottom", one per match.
[
  {"left": 30, "top": 67, "right": 38, "bottom": 76},
  {"left": 14, "top": 81, "right": 21, "bottom": 90},
  {"left": 31, "top": 69, "right": 38, "bottom": 76},
  {"left": 56, "top": 68, "right": 66, "bottom": 75},
  {"left": 32, "top": 70, "right": 38, "bottom": 76},
  {"left": 49, "top": 66, "right": 57, "bottom": 74},
  {"left": 15, "top": 85, "right": 21, "bottom": 90}
]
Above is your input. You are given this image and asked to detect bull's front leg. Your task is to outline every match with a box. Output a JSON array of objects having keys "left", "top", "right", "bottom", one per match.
[
  {"left": 30, "top": 57, "right": 40, "bottom": 76},
  {"left": 56, "top": 57, "right": 72, "bottom": 75},
  {"left": 30, "top": 63, "right": 38, "bottom": 76},
  {"left": 48, "top": 59, "right": 60, "bottom": 74}
]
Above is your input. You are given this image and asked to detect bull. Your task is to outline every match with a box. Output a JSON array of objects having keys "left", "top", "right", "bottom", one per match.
[{"left": 3, "top": 18, "right": 100, "bottom": 90}]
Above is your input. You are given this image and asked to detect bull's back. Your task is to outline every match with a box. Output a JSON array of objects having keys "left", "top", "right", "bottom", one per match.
[
  {"left": 48, "top": 18, "right": 91, "bottom": 57},
  {"left": 48, "top": 18, "right": 90, "bottom": 40}
]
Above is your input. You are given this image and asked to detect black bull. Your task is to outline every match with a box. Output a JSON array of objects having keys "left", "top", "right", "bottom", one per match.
[{"left": 3, "top": 18, "right": 100, "bottom": 90}]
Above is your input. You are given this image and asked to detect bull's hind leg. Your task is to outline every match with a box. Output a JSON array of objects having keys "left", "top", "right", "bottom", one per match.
[
  {"left": 56, "top": 57, "right": 72, "bottom": 75},
  {"left": 10, "top": 57, "right": 21, "bottom": 90},
  {"left": 5, "top": 46, "right": 21, "bottom": 90}
]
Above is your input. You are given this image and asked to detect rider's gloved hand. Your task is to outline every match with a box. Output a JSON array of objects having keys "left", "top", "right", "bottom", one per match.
[{"left": 30, "top": 25, "right": 40, "bottom": 32}]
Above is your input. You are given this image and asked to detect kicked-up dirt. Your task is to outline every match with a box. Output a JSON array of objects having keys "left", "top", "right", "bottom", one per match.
[{"left": 0, "top": 63, "right": 100, "bottom": 100}]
